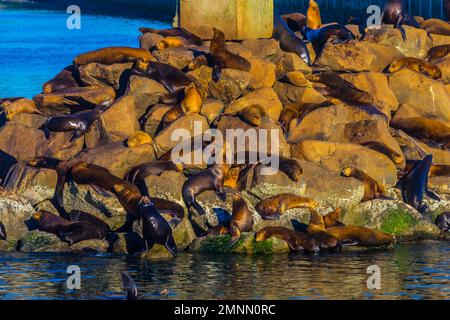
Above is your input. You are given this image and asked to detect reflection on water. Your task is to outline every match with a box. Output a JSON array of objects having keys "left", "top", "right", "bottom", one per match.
[{"left": 0, "top": 242, "right": 448, "bottom": 300}]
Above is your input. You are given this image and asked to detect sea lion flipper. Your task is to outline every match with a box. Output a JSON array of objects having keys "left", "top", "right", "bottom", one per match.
[
  {"left": 164, "top": 234, "right": 177, "bottom": 257},
  {"left": 425, "top": 189, "right": 441, "bottom": 201},
  {"left": 212, "top": 64, "right": 223, "bottom": 82},
  {"left": 121, "top": 272, "right": 138, "bottom": 300},
  {"left": 90, "top": 184, "right": 112, "bottom": 197},
  {"left": 396, "top": 22, "right": 407, "bottom": 41}
]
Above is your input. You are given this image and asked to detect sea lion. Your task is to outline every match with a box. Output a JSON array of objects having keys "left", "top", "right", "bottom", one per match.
[
  {"left": 381, "top": 0, "right": 420, "bottom": 40},
  {"left": 155, "top": 106, "right": 183, "bottom": 135},
  {"left": 427, "top": 44, "right": 450, "bottom": 64},
  {"left": 398, "top": 154, "right": 440, "bottom": 212},
  {"left": 42, "top": 66, "right": 79, "bottom": 94},
  {"left": 210, "top": 28, "right": 251, "bottom": 81},
  {"left": 255, "top": 194, "right": 318, "bottom": 220},
  {"left": 391, "top": 117, "right": 450, "bottom": 150},
  {"left": 74, "top": 47, "right": 153, "bottom": 66},
  {"left": 121, "top": 272, "right": 138, "bottom": 300},
  {"left": 39, "top": 100, "right": 112, "bottom": 141},
  {"left": 181, "top": 83, "right": 203, "bottom": 114},
  {"left": 323, "top": 208, "right": 345, "bottom": 228},
  {"left": 341, "top": 166, "right": 388, "bottom": 202},
  {"left": 237, "top": 105, "right": 265, "bottom": 127},
  {"left": 302, "top": 24, "right": 356, "bottom": 62},
  {"left": 278, "top": 157, "right": 303, "bottom": 182},
  {"left": 307, "top": 209, "right": 340, "bottom": 250},
  {"left": 306, "top": 0, "right": 322, "bottom": 29},
  {"left": 182, "top": 164, "right": 229, "bottom": 216},
  {"left": 187, "top": 54, "right": 211, "bottom": 71},
  {"left": 279, "top": 103, "right": 299, "bottom": 135},
  {"left": 26, "top": 210, "right": 104, "bottom": 245},
  {"left": 223, "top": 166, "right": 242, "bottom": 190},
  {"left": 156, "top": 36, "right": 190, "bottom": 50},
  {"left": 139, "top": 27, "right": 203, "bottom": 46},
  {"left": 125, "top": 160, "right": 183, "bottom": 184},
  {"left": 68, "top": 210, "right": 110, "bottom": 239},
  {"left": 126, "top": 131, "right": 153, "bottom": 149},
  {"left": 326, "top": 226, "right": 395, "bottom": 247},
  {"left": 388, "top": 57, "right": 442, "bottom": 79},
  {"left": 273, "top": 15, "right": 311, "bottom": 65},
  {"left": 281, "top": 12, "right": 306, "bottom": 32},
  {"left": 2, "top": 98, "right": 44, "bottom": 120},
  {"left": 255, "top": 226, "right": 320, "bottom": 252},
  {"left": 0, "top": 150, "right": 17, "bottom": 186},
  {"left": 403, "top": 160, "right": 450, "bottom": 178},
  {"left": 420, "top": 18, "right": 450, "bottom": 36},
  {"left": 0, "top": 222, "right": 6, "bottom": 240},
  {"left": 435, "top": 212, "right": 450, "bottom": 238},
  {"left": 140, "top": 196, "right": 177, "bottom": 257},
  {"left": 228, "top": 193, "right": 254, "bottom": 245},
  {"left": 359, "top": 141, "right": 404, "bottom": 166}
]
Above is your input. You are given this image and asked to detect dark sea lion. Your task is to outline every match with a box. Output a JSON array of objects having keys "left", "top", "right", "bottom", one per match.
[
  {"left": 307, "top": 209, "right": 340, "bottom": 250},
  {"left": 74, "top": 47, "right": 153, "bottom": 66},
  {"left": 68, "top": 210, "right": 110, "bottom": 239},
  {"left": 435, "top": 212, "right": 450, "bottom": 238},
  {"left": 278, "top": 157, "right": 303, "bottom": 182},
  {"left": 0, "top": 150, "right": 17, "bottom": 186},
  {"left": 341, "top": 166, "right": 388, "bottom": 202},
  {"left": 398, "top": 154, "right": 440, "bottom": 212},
  {"left": 121, "top": 272, "right": 138, "bottom": 300},
  {"left": 132, "top": 59, "right": 193, "bottom": 93},
  {"left": 255, "top": 226, "right": 320, "bottom": 252},
  {"left": 39, "top": 100, "right": 112, "bottom": 141},
  {"left": 125, "top": 160, "right": 183, "bottom": 184},
  {"left": 182, "top": 164, "right": 229, "bottom": 216},
  {"left": 391, "top": 117, "right": 450, "bottom": 150},
  {"left": 140, "top": 196, "right": 177, "bottom": 257},
  {"left": 427, "top": 44, "right": 450, "bottom": 64},
  {"left": 279, "top": 103, "right": 299, "bottom": 135},
  {"left": 26, "top": 210, "right": 103, "bottom": 245},
  {"left": 303, "top": 24, "right": 355, "bottom": 62},
  {"left": 273, "top": 15, "right": 311, "bottom": 66},
  {"left": 326, "top": 226, "right": 395, "bottom": 247},
  {"left": 139, "top": 27, "right": 203, "bottom": 46},
  {"left": 43, "top": 66, "right": 79, "bottom": 94},
  {"left": 155, "top": 106, "right": 183, "bottom": 135},
  {"left": 2, "top": 98, "right": 44, "bottom": 120},
  {"left": 389, "top": 57, "right": 442, "bottom": 79},
  {"left": 403, "top": 160, "right": 450, "bottom": 178},
  {"left": 281, "top": 12, "right": 306, "bottom": 32},
  {"left": 420, "top": 18, "right": 450, "bottom": 36},
  {"left": 0, "top": 222, "right": 6, "bottom": 240},
  {"left": 210, "top": 28, "right": 251, "bottom": 81},
  {"left": 381, "top": 0, "right": 420, "bottom": 40},
  {"left": 255, "top": 194, "right": 318, "bottom": 220},
  {"left": 306, "top": 0, "right": 322, "bottom": 29},
  {"left": 228, "top": 193, "right": 254, "bottom": 245},
  {"left": 187, "top": 54, "right": 211, "bottom": 71},
  {"left": 323, "top": 208, "right": 345, "bottom": 228}
]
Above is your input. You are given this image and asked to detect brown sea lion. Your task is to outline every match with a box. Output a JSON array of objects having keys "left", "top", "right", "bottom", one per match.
[
  {"left": 307, "top": 209, "right": 340, "bottom": 250},
  {"left": 420, "top": 18, "right": 450, "bottom": 36},
  {"left": 323, "top": 208, "right": 345, "bottom": 228},
  {"left": 236, "top": 105, "right": 265, "bottom": 127},
  {"left": 68, "top": 210, "right": 110, "bottom": 239},
  {"left": 403, "top": 160, "right": 450, "bottom": 178},
  {"left": 281, "top": 12, "right": 307, "bottom": 32},
  {"left": 340, "top": 166, "right": 388, "bottom": 202},
  {"left": 156, "top": 36, "right": 190, "bottom": 50},
  {"left": 228, "top": 193, "right": 254, "bottom": 245},
  {"left": 278, "top": 157, "right": 303, "bottom": 182},
  {"left": 389, "top": 57, "right": 442, "bottom": 79},
  {"left": 187, "top": 54, "right": 210, "bottom": 71},
  {"left": 255, "top": 226, "right": 320, "bottom": 252},
  {"left": 126, "top": 131, "right": 153, "bottom": 149},
  {"left": 391, "top": 117, "right": 450, "bottom": 150},
  {"left": 25, "top": 210, "right": 104, "bottom": 245},
  {"left": 381, "top": 0, "right": 420, "bottom": 40},
  {"left": 42, "top": 66, "right": 79, "bottom": 94},
  {"left": 39, "top": 100, "right": 112, "bottom": 141},
  {"left": 359, "top": 141, "right": 404, "bottom": 166},
  {"left": 155, "top": 106, "right": 184, "bottom": 135},
  {"left": 326, "top": 226, "right": 395, "bottom": 247},
  {"left": 74, "top": 47, "right": 153, "bottom": 65},
  {"left": 306, "top": 0, "right": 322, "bottom": 29},
  {"left": 223, "top": 166, "right": 242, "bottom": 190},
  {"left": 125, "top": 160, "right": 183, "bottom": 184},
  {"left": 139, "top": 27, "right": 203, "bottom": 46},
  {"left": 427, "top": 44, "right": 450, "bottom": 64},
  {"left": 0, "top": 222, "right": 6, "bottom": 240},
  {"left": 181, "top": 83, "right": 203, "bottom": 114},
  {"left": 255, "top": 194, "right": 318, "bottom": 220},
  {"left": 279, "top": 103, "right": 299, "bottom": 135},
  {"left": 2, "top": 98, "right": 44, "bottom": 120},
  {"left": 210, "top": 28, "right": 251, "bottom": 81}
]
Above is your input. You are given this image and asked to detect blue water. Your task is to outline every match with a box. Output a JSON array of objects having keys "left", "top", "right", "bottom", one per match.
[{"left": 0, "top": 4, "right": 169, "bottom": 98}]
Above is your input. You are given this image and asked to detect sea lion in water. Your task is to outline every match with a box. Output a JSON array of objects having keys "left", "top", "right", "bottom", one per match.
[
  {"left": 427, "top": 44, "right": 450, "bottom": 64},
  {"left": 140, "top": 196, "right": 177, "bottom": 257},
  {"left": 388, "top": 57, "right": 442, "bottom": 79},
  {"left": 273, "top": 15, "right": 311, "bottom": 66},
  {"left": 281, "top": 12, "right": 306, "bottom": 32},
  {"left": 255, "top": 226, "right": 320, "bottom": 252},
  {"left": 2, "top": 98, "right": 44, "bottom": 120},
  {"left": 42, "top": 66, "right": 79, "bottom": 94},
  {"left": 68, "top": 210, "right": 110, "bottom": 239},
  {"left": 326, "top": 226, "right": 395, "bottom": 247},
  {"left": 125, "top": 161, "right": 183, "bottom": 184},
  {"left": 306, "top": 0, "right": 322, "bottom": 29},
  {"left": 0, "top": 222, "right": 6, "bottom": 240},
  {"left": 307, "top": 209, "right": 340, "bottom": 250},
  {"left": 381, "top": 0, "right": 420, "bottom": 40},
  {"left": 121, "top": 272, "right": 138, "bottom": 300},
  {"left": 210, "top": 28, "right": 251, "bottom": 81},
  {"left": 25, "top": 210, "right": 104, "bottom": 245},
  {"left": 341, "top": 166, "right": 388, "bottom": 202},
  {"left": 255, "top": 194, "right": 318, "bottom": 220},
  {"left": 323, "top": 208, "right": 345, "bottom": 228},
  {"left": 181, "top": 83, "right": 203, "bottom": 115},
  {"left": 126, "top": 131, "right": 153, "bottom": 149},
  {"left": 139, "top": 27, "right": 203, "bottom": 46},
  {"left": 435, "top": 212, "right": 450, "bottom": 239},
  {"left": 74, "top": 47, "right": 153, "bottom": 66},
  {"left": 398, "top": 154, "right": 440, "bottom": 212},
  {"left": 420, "top": 18, "right": 450, "bottom": 36},
  {"left": 39, "top": 100, "right": 112, "bottom": 142},
  {"left": 228, "top": 194, "right": 254, "bottom": 245}
]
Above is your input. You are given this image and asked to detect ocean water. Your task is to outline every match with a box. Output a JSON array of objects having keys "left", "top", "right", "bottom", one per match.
[{"left": 0, "top": 4, "right": 170, "bottom": 98}]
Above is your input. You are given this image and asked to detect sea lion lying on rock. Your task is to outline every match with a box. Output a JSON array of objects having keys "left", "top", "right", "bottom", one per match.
[
  {"left": 139, "top": 27, "right": 203, "bottom": 46},
  {"left": 389, "top": 57, "right": 442, "bottom": 79},
  {"left": 255, "top": 226, "right": 320, "bottom": 253},
  {"left": 68, "top": 210, "right": 110, "bottom": 240},
  {"left": 74, "top": 47, "right": 153, "bottom": 65},
  {"left": 1, "top": 98, "right": 44, "bottom": 120},
  {"left": 341, "top": 166, "right": 388, "bottom": 202},
  {"left": 255, "top": 194, "right": 318, "bottom": 220},
  {"left": 326, "top": 226, "right": 395, "bottom": 247},
  {"left": 427, "top": 44, "right": 450, "bottom": 64},
  {"left": 42, "top": 66, "right": 80, "bottom": 94}
]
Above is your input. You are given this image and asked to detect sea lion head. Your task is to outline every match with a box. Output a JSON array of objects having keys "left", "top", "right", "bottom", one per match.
[
  {"left": 392, "top": 155, "right": 404, "bottom": 166},
  {"left": 42, "top": 83, "right": 53, "bottom": 94},
  {"left": 239, "top": 105, "right": 264, "bottom": 127},
  {"left": 112, "top": 184, "right": 125, "bottom": 193},
  {"left": 133, "top": 58, "right": 150, "bottom": 72},
  {"left": 155, "top": 39, "right": 169, "bottom": 50},
  {"left": 254, "top": 229, "right": 268, "bottom": 242},
  {"left": 212, "top": 28, "right": 225, "bottom": 44},
  {"left": 126, "top": 131, "right": 153, "bottom": 149},
  {"left": 340, "top": 166, "right": 355, "bottom": 177}
]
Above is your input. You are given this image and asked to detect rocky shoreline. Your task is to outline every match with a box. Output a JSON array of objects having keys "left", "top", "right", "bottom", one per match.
[{"left": 0, "top": 20, "right": 449, "bottom": 260}]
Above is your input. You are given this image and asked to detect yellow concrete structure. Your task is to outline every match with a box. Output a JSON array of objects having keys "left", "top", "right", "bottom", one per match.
[{"left": 179, "top": 0, "right": 274, "bottom": 40}]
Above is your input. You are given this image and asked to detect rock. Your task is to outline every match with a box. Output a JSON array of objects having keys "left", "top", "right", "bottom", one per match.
[
  {"left": 9, "top": 113, "right": 47, "bottom": 129},
  {"left": 197, "top": 190, "right": 234, "bottom": 227},
  {"left": 153, "top": 113, "right": 209, "bottom": 158},
  {"left": 140, "top": 244, "right": 175, "bottom": 261},
  {"left": 142, "top": 104, "right": 173, "bottom": 137},
  {"left": 0, "top": 193, "right": 35, "bottom": 243},
  {"left": 343, "top": 200, "right": 440, "bottom": 241},
  {"left": 139, "top": 32, "right": 164, "bottom": 50},
  {"left": 145, "top": 171, "right": 186, "bottom": 203},
  {"left": 188, "top": 233, "right": 290, "bottom": 254},
  {"left": 431, "top": 33, "right": 450, "bottom": 47},
  {"left": 428, "top": 177, "right": 450, "bottom": 195},
  {"left": 272, "top": 52, "right": 312, "bottom": 79},
  {"left": 208, "top": 69, "right": 254, "bottom": 103},
  {"left": 248, "top": 57, "right": 276, "bottom": 89},
  {"left": 224, "top": 87, "right": 283, "bottom": 121},
  {"left": 3, "top": 163, "right": 57, "bottom": 206},
  {"left": 77, "top": 62, "right": 132, "bottom": 89},
  {"left": 153, "top": 48, "right": 194, "bottom": 69},
  {"left": 291, "top": 140, "right": 398, "bottom": 186},
  {"left": 273, "top": 81, "right": 329, "bottom": 107},
  {"left": 242, "top": 39, "right": 281, "bottom": 60},
  {"left": 108, "top": 232, "right": 146, "bottom": 254},
  {"left": 389, "top": 69, "right": 450, "bottom": 123},
  {"left": 317, "top": 40, "right": 404, "bottom": 72},
  {"left": 126, "top": 75, "right": 169, "bottom": 118},
  {"left": 200, "top": 98, "right": 224, "bottom": 125},
  {"left": 33, "top": 86, "right": 116, "bottom": 116},
  {"left": 436, "top": 55, "right": 450, "bottom": 85},
  {"left": 86, "top": 95, "right": 140, "bottom": 148},
  {"left": 393, "top": 103, "right": 450, "bottom": 127},
  {"left": 365, "top": 25, "right": 431, "bottom": 59}
]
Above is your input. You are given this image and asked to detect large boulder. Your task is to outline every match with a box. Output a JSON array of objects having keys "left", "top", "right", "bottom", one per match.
[
  {"left": 291, "top": 140, "right": 398, "bottom": 186},
  {"left": 0, "top": 193, "right": 35, "bottom": 246},
  {"left": 9, "top": 113, "right": 47, "bottom": 129},
  {"left": 126, "top": 75, "right": 169, "bottom": 118},
  {"left": 139, "top": 32, "right": 164, "bottom": 50},
  {"left": 141, "top": 104, "right": 173, "bottom": 138},
  {"left": 144, "top": 171, "right": 186, "bottom": 203},
  {"left": 77, "top": 62, "right": 132, "bottom": 89},
  {"left": 273, "top": 81, "right": 329, "bottom": 107},
  {"left": 153, "top": 48, "right": 194, "bottom": 70},
  {"left": 248, "top": 57, "right": 276, "bottom": 89},
  {"left": 242, "top": 39, "right": 281, "bottom": 60},
  {"left": 393, "top": 103, "right": 450, "bottom": 127},
  {"left": 436, "top": 55, "right": 450, "bottom": 85},
  {"left": 200, "top": 98, "right": 224, "bottom": 125},
  {"left": 272, "top": 52, "right": 312, "bottom": 79}
]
